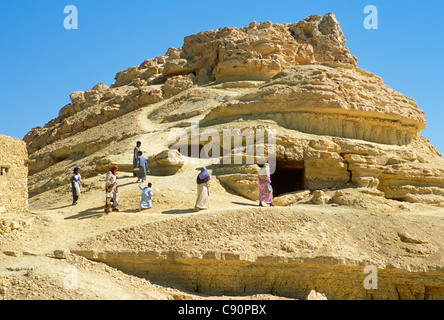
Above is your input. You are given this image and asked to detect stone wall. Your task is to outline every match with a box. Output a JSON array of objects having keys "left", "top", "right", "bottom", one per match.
[{"left": 0, "top": 135, "right": 28, "bottom": 213}]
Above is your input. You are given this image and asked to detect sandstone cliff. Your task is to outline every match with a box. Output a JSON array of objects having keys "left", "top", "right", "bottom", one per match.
[
  {"left": 5, "top": 13, "right": 444, "bottom": 301},
  {"left": 23, "top": 13, "right": 444, "bottom": 206}
]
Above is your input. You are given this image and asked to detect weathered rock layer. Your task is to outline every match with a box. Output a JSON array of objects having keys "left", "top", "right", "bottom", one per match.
[
  {"left": 18, "top": 13, "right": 444, "bottom": 300},
  {"left": 22, "top": 13, "right": 444, "bottom": 205},
  {"left": 73, "top": 207, "right": 444, "bottom": 300}
]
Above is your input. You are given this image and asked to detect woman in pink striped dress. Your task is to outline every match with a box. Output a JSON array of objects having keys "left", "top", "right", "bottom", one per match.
[{"left": 258, "top": 163, "right": 274, "bottom": 207}]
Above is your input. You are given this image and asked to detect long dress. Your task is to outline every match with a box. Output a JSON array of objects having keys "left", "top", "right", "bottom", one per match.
[
  {"left": 195, "top": 168, "right": 210, "bottom": 210},
  {"left": 139, "top": 185, "right": 153, "bottom": 209},
  {"left": 258, "top": 173, "right": 273, "bottom": 204},
  {"left": 71, "top": 173, "right": 82, "bottom": 203},
  {"left": 136, "top": 156, "right": 148, "bottom": 181},
  {"left": 195, "top": 182, "right": 210, "bottom": 210}
]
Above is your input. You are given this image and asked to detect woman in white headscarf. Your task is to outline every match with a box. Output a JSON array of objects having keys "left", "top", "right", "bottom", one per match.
[
  {"left": 258, "top": 163, "right": 274, "bottom": 207},
  {"left": 195, "top": 167, "right": 210, "bottom": 211}
]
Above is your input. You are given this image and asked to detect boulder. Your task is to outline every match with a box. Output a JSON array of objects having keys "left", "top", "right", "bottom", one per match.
[
  {"left": 288, "top": 13, "right": 357, "bottom": 66},
  {"left": 147, "top": 150, "right": 186, "bottom": 176},
  {"left": 306, "top": 290, "right": 328, "bottom": 300},
  {"left": 69, "top": 91, "right": 85, "bottom": 104},
  {"left": 162, "top": 75, "right": 195, "bottom": 99}
]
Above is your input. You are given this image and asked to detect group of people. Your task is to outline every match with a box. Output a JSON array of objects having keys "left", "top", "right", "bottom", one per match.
[
  {"left": 70, "top": 141, "right": 275, "bottom": 212},
  {"left": 193, "top": 162, "right": 274, "bottom": 210},
  {"left": 70, "top": 164, "right": 154, "bottom": 213},
  {"left": 69, "top": 140, "right": 154, "bottom": 213},
  {"left": 104, "top": 164, "right": 154, "bottom": 213}
]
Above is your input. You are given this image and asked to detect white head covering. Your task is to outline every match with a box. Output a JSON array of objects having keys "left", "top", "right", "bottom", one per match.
[{"left": 258, "top": 163, "right": 270, "bottom": 177}]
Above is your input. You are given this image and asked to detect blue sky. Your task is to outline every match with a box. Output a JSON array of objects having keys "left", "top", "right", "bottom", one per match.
[{"left": 0, "top": 0, "right": 443, "bottom": 154}]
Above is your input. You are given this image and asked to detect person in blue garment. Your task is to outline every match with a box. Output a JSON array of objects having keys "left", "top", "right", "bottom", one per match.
[
  {"left": 138, "top": 182, "right": 153, "bottom": 211},
  {"left": 135, "top": 151, "right": 150, "bottom": 183},
  {"left": 70, "top": 166, "right": 83, "bottom": 205}
]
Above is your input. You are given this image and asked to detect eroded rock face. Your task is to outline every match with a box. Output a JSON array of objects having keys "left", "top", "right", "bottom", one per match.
[
  {"left": 181, "top": 22, "right": 315, "bottom": 82},
  {"left": 73, "top": 207, "right": 444, "bottom": 299},
  {"left": 162, "top": 75, "right": 195, "bottom": 99},
  {"left": 201, "top": 64, "right": 425, "bottom": 146},
  {"left": 16, "top": 13, "right": 444, "bottom": 301},
  {"left": 177, "top": 14, "right": 356, "bottom": 82},
  {"left": 22, "top": 13, "right": 355, "bottom": 156},
  {"left": 288, "top": 13, "right": 357, "bottom": 66},
  {"left": 22, "top": 13, "right": 444, "bottom": 206}
]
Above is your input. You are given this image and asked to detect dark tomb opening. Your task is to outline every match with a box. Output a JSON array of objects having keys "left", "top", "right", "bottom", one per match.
[{"left": 269, "top": 165, "right": 306, "bottom": 197}]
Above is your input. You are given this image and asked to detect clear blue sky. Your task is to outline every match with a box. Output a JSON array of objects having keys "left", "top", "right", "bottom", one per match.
[{"left": 1, "top": 0, "right": 443, "bottom": 154}]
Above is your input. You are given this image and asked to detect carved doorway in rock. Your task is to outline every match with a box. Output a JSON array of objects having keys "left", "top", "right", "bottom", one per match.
[{"left": 269, "top": 162, "right": 306, "bottom": 196}]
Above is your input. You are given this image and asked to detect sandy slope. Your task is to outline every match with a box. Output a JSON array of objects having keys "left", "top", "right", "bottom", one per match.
[
  {"left": 1, "top": 162, "right": 444, "bottom": 300},
  {"left": 2, "top": 74, "right": 444, "bottom": 300},
  {"left": 0, "top": 165, "right": 291, "bottom": 300}
]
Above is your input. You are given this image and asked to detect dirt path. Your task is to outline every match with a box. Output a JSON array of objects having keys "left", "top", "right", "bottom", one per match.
[
  {"left": 0, "top": 167, "right": 273, "bottom": 300},
  {"left": 2, "top": 162, "right": 444, "bottom": 300}
]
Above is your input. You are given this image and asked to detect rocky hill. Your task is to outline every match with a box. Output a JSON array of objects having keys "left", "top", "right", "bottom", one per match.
[{"left": 1, "top": 13, "right": 444, "bottom": 300}]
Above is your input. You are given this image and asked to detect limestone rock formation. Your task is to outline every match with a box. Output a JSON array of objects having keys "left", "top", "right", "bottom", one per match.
[
  {"left": 287, "top": 13, "right": 357, "bottom": 66},
  {"left": 22, "top": 13, "right": 444, "bottom": 208},
  {"left": 201, "top": 64, "right": 425, "bottom": 146},
  {"left": 10, "top": 12, "right": 444, "bottom": 301}
]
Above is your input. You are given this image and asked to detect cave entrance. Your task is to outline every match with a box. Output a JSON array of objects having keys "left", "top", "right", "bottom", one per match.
[{"left": 270, "top": 164, "right": 306, "bottom": 197}]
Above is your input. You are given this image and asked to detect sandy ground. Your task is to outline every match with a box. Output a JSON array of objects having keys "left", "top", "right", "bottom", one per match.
[
  {"left": 0, "top": 166, "right": 295, "bottom": 300},
  {"left": 1, "top": 164, "right": 444, "bottom": 300},
  {"left": 2, "top": 86, "right": 444, "bottom": 300}
]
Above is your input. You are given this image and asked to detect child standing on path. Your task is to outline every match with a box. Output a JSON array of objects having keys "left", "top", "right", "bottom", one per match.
[{"left": 105, "top": 185, "right": 113, "bottom": 214}]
